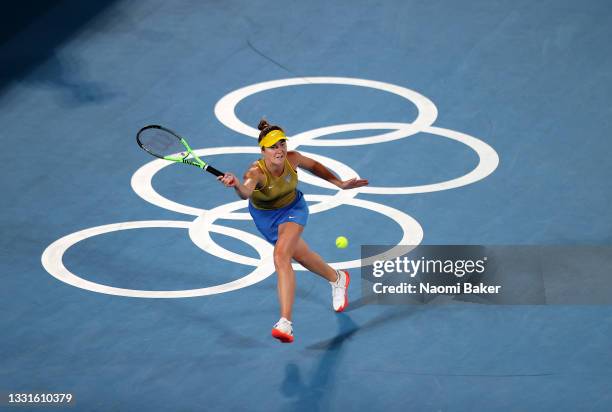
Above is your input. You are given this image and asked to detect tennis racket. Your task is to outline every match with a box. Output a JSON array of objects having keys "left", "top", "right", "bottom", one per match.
[{"left": 136, "top": 125, "right": 224, "bottom": 177}]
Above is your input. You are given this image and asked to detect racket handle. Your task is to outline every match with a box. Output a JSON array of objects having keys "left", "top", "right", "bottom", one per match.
[{"left": 205, "top": 165, "right": 224, "bottom": 177}]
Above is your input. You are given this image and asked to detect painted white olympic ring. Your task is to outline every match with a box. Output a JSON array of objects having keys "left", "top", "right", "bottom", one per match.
[
  {"left": 290, "top": 123, "right": 499, "bottom": 194},
  {"left": 41, "top": 220, "right": 275, "bottom": 298},
  {"left": 323, "top": 124, "right": 499, "bottom": 195},
  {"left": 188, "top": 195, "right": 423, "bottom": 270},
  {"left": 356, "top": 125, "right": 500, "bottom": 194},
  {"left": 214, "top": 77, "right": 438, "bottom": 143}
]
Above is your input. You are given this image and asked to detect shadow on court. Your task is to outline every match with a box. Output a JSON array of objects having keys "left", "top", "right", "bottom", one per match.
[
  {"left": 280, "top": 314, "right": 358, "bottom": 411},
  {"left": 0, "top": 0, "right": 119, "bottom": 95},
  {"left": 30, "top": 55, "right": 118, "bottom": 106},
  {"left": 279, "top": 307, "right": 424, "bottom": 410}
]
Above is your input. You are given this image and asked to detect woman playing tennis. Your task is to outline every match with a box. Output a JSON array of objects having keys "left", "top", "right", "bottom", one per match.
[{"left": 218, "top": 119, "right": 368, "bottom": 343}]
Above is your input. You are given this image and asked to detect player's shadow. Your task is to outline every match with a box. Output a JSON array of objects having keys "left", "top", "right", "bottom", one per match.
[
  {"left": 279, "top": 307, "right": 422, "bottom": 411},
  {"left": 279, "top": 313, "right": 358, "bottom": 411},
  {"left": 342, "top": 293, "right": 379, "bottom": 312}
]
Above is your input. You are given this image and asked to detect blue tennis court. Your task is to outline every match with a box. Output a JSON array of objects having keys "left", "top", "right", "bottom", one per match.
[{"left": 2, "top": 0, "right": 611, "bottom": 410}]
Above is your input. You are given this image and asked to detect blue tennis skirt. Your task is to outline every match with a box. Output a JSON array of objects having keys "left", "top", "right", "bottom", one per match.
[{"left": 248, "top": 190, "right": 309, "bottom": 244}]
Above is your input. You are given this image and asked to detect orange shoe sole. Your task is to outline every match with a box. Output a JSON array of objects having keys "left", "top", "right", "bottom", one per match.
[{"left": 271, "top": 328, "right": 294, "bottom": 343}]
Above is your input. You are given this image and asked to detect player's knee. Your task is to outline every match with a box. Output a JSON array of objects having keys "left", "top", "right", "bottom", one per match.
[{"left": 273, "top": 247, "right": 292, "bottom": 266}]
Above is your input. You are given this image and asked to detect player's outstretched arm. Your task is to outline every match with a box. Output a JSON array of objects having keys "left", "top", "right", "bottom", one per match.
[{"left": 290, "top": 151, "right": 369, "bottom": 189}]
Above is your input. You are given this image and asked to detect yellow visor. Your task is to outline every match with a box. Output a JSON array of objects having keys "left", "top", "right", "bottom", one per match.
[{"left": 259, "top": 129, "right": 287, "bottom": 147}]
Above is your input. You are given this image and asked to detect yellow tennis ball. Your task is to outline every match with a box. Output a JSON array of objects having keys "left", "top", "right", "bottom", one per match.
[{"left": 335, "top": 236, "right": 348, "bottom": 249}]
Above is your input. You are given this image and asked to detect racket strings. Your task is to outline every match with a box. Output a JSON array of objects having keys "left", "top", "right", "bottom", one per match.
[{"left": 139, "top": 128, "right": 186, "bottom": 158}]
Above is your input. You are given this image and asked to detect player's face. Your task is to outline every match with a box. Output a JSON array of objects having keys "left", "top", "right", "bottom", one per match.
[{"left": 263, "top": 140, "right": 287, "bottom": 166}]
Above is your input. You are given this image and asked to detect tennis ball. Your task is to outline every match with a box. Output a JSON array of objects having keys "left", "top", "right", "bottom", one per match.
[{"left": 335, "top": 236, "right": 348, "bottom": 249}]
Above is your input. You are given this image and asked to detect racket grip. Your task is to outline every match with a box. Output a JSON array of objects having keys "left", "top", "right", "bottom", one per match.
[{"left": 205, "top": 165, "right": 224, "bottom": 177}]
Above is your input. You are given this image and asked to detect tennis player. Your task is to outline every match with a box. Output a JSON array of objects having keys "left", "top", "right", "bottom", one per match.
[{"left": 218, "top": 119, "right": 368, "bottom": 343}]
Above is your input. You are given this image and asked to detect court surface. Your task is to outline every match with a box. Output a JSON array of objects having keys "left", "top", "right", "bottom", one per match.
[{"left": 2, "top": 1, "right": 612, "bottom": 410}]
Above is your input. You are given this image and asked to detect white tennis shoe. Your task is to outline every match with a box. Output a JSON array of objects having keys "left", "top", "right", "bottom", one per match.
[
  {"left": 330, "top": 270, "right": 350, "bottom": 312},
  {"left": 271, "top": 317, "right": 294, "bottom": 343}
]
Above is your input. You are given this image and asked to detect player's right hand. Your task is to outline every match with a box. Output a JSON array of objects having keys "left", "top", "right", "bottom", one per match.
[{"left": 218, "top": 173, "right": 239, "bottom": 187}]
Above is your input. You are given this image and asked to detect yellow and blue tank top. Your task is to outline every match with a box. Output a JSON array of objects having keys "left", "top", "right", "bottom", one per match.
[{"left": 250, "top": 157, "right": 298, "bottom": 210}]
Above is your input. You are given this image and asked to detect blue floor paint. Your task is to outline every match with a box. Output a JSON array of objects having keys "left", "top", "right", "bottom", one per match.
[{"left": 2, "top": 1, "right": 612, "bottom": 410}]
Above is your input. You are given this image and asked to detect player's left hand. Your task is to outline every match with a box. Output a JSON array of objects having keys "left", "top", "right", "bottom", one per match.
[{"left": 339, "top": 177, "right": 369, "bottom": 190}]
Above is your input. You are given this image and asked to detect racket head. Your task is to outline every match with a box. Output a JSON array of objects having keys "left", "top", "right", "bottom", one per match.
[{"left": 136, "top": 125, "right": 189, "bottom": 161}]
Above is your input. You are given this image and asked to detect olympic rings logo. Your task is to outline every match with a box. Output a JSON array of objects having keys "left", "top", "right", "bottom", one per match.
[{"left": 41, "top": 77, "right": 499, "bottom": 298}]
